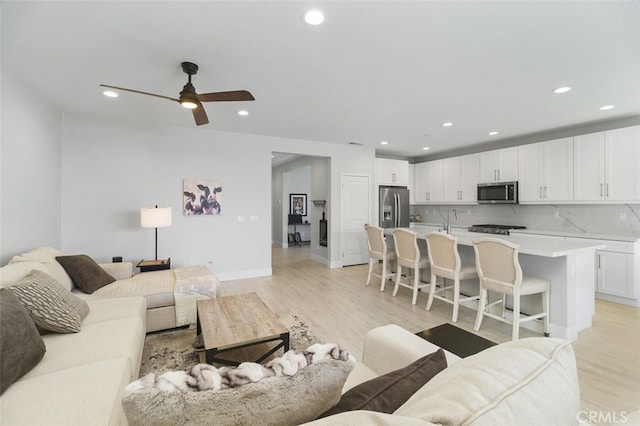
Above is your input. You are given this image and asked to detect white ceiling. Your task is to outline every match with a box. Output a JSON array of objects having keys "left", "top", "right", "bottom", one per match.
[{"left": 3, "top": 1, "right": 639, "bottom": 159}]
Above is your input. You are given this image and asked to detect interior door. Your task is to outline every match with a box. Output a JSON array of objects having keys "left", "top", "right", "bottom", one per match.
[{"left": 341, "top": 174, "right": 371, "bottom": 266}]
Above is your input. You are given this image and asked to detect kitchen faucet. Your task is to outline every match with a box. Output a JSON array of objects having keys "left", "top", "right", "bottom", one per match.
[{"left": 446, "top": 208, "right": 458, "bottom": 234}]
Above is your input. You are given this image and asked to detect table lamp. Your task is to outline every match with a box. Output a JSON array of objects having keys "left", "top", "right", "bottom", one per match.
[{"left": 140, "top": 205, "right": 172, "bottom": 260}]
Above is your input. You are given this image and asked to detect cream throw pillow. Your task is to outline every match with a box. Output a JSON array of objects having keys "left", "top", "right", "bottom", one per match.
[{"left": 394, "top": 337, "right": 580, "bottom": 425}]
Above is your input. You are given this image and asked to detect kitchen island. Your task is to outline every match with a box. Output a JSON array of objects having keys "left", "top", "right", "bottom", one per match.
[{"left": 404, "top": 225, "right": 606, "bottom": 341}]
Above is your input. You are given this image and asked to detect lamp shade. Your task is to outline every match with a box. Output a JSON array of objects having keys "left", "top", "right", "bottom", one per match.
[{"left": 140, "top": 207, "right": 172, "bottom": 228}]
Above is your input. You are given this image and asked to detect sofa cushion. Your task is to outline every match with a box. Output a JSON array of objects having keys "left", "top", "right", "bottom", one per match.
[
  {"left": 82, "top": 296, "right": 148, "bottom": 327},
  {"left": 9, "top": 247, "right": 74, "bottom": 291},
  {"left": 79, "top": 269, "right": 175, "bottom": 309},
  {"left": 320, "top": 349, "right": 446, "bottom": 417},
  {"left": 21, "top": 315, "right": 145, "bottom": 381},
  {"left": 0, "top": 289, "right": 46, "bottom": 395},
  {"left": 56, "top": 254, "right": 116, "bottom": 294},
  {"left": 0, "top": 261, "right": 50, "bottom": 288},
  {"left": 122, "top": 357, "right": 355, "bottom": 426},
  {"left": 394, "top": 337, "right": 580, "bottom": 425},
  {"left": 9, "top": 270, "right": 90, "bottom": 333},
  {"left": 0, "top": 358, "right": 131, "bottom": 426}
]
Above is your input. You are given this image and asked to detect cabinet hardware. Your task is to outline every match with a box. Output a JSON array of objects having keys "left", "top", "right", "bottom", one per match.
[
  {"left": 497, "top": 169, "right": 500, "bottom": 181},
  {"left": 539, "top": 187, "right": 543, "bottom": 198},
  {"left": 600, "top": 183, "right": 604, "bottom": 197},
  {"left": 544, "top": 186, "right": 548, "bottom": 198},
  {"left": 606, "top": 183, "right": 610, "bottom": 197}
]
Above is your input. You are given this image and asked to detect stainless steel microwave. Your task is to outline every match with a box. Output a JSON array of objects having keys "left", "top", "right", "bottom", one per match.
[{"left": 477, "top": 181, "right": 518, "bottom": 204}]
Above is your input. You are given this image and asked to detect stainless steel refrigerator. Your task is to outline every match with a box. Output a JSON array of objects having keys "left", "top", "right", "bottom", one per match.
[{"left": 379, "top": 186, "right": 410, "bottom": 228}]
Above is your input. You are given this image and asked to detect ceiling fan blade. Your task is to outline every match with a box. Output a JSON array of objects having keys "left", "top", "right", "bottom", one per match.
[
  {"left": 197, "top": 90, "right": 255, "bottom": 102},
  {"left": 192, "top": 103, "right": 209, "bottom": 126},
  {"left": 99, "top": 84, "right": 179, "bottom": 103}
]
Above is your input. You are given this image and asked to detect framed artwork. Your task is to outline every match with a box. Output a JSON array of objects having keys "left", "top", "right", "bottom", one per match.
[
  {"left": 290, "top": 193, "right": 307, "bottom": 216},
  {"left": 183, "top": 179, "right": 222, "bottom": 215}
]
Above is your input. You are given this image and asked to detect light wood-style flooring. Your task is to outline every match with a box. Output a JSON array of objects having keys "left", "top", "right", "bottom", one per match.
[{"left": 218, "top": 245, "right": 640, "bottom": 424}]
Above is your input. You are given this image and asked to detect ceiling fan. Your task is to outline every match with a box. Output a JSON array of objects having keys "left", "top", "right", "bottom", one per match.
[{"left": 100, "top": 62, "right": 255, "bottom": 126}]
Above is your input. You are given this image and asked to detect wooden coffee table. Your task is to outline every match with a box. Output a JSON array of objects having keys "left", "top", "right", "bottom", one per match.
[{"left": 195, "top": 293, "right": 290, "bottom": 366}]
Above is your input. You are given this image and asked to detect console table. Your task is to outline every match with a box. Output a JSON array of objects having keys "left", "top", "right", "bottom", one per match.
[
  {"left": 288, "top": 222, "right": 310, "bottom": 246},
  {"left": 137, "top": 258, "right": 170, "bottom": 272}
]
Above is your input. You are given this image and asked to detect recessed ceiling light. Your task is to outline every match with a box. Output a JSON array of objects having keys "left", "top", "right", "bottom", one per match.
[
  {"left": 489, "top": 131, "right": 498, "bottom": 136},
  {"left": 599, "top": 105, "right": 615, "bottom": 111},
  {"left": 442, "top": 122, "right": 453, "bottom": 127},
  {"left": 103, "top": 91, "right": 118, "bottom": 98},
  {"left": 238, "top": 110, "right": 249, "bottom": 116},
  {"left": 380, "top": 141, "right": 388, "bottom": 145},
  {"left": 422, "top": 147, "right": 430, "bottom": 151},
  {"left": 303, "top": 10, "right": 325, "bottom": 25},
  {"left": 553, "top": 86, "right": 571, "bottom": 94}
]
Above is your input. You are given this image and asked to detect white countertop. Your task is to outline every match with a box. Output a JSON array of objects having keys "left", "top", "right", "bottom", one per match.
[{"left": 402, "top": 225, "right": 606, "bottom": 257}]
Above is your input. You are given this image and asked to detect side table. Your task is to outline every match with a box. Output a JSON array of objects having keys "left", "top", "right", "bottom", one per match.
[{"left": 137, "top": 258, "right": 171, "bottom": 272}]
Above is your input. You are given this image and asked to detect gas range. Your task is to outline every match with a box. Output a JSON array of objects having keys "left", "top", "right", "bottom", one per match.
[{"left": 467, "top": 224, "right": 526, "bottom": 236}]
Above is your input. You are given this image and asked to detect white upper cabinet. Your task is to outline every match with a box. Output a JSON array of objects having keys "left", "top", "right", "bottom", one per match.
[
  {"left": 413, "top": 160, "right": 443, "bottom": 203},
  {"left": 574, "top": 126, "right": 640, "bottom": 202},
  {"left": 408, "top": 164, "right": 415, "bottom": 204},
  {"left": 518, "top": 138, "right": 573, "bottom": 203},
  {"left": 605, "top": 126, "right": 640, "bottom": 201},
  {"left": 443, "top": 154, "right": 479, "bottom": 203},
  {"left": 479, "top": 147, "right": 519, "bottom": 182},
  {"left": 377, "top": 158, "right": 409, "bottom": 186}
]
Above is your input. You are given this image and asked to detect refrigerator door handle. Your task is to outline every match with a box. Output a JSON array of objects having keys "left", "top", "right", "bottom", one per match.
[
  {"left": 397, "top": 193, "right": 401, "bottom": 228},
  {"left": 394, "top": 193, "right": 399, "bottom": 227}
]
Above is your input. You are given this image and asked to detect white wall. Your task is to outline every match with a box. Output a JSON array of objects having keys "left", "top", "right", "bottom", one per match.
[
  {"left": 1, "top": 70, "right": 62, "bottom": 264},
  {"left": 61, "top": 114, "right": 375, "bottom": 278}
]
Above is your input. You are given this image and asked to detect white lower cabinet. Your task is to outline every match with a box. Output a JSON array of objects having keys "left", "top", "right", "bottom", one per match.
[
  {"left": 560, "top": 237, "right": 638, "bottom": 307},
  {"left": 597, "top": 250, "right": 635, "bottom": 300}
]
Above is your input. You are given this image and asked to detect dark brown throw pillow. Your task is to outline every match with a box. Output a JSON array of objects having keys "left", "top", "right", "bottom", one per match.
[
  {"left": 0, "top": 288, "right": 46, "bottom": 395},
  {"left": 319, "top": 348, "right": 447, "bottom": 418},
  {"left": 56, "top": 254, "right": 115, "bottom": 294}
]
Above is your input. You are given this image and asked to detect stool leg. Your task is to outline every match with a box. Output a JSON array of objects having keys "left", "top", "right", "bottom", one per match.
[
  {"left": 452, "top": 278, "right": 460, "bottom": 322},
  {"left": 425, "top": 272, "right": 437, "bottom": 311},
  {"left": 474, "top": 288, "right": 487, "bottom": 331},
  {"left": 366, "top": 258, "right": 373, "bottom": 286},
  {"left": 411, "top": 269, "right": 419, "bottom": 305},
  {"left": 542, "top": 289, "right": 550, "bottom": 336},
  {"left": 392, "top": 266, "right": 402, "bottom": 297},
  {"left": 380, "top": 259, "right": 387, "bottom": 292},
  {"left": 512, "top": 293, "right": 520, "bottom": 341}
]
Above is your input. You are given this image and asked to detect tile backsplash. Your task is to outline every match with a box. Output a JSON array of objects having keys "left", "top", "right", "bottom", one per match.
[{"left": 410, "top": 203, "right": 640, "bottom": 239}]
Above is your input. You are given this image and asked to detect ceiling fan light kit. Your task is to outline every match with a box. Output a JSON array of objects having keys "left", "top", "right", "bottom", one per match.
[{"left": 99, "top": 61, "right": 254, "bottom": 126}]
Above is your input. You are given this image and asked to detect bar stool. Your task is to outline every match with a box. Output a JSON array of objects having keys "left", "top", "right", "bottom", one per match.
[
  {"left": 425, "top": 231, "right": 479, "bottom": 322},
  {"left": 364, "top": 225, "right": 396, "bottom": 291},
  {"left": 473, "top": 237, "right": 550, "bottom": 341},
  {"left": 392, "top": 228, "right": 430, "bottom": 305}
]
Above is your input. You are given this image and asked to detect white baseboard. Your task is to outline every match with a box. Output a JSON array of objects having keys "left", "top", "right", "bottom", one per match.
[{"left": 217, "top": 268, "right": 272, "bottom": 281}]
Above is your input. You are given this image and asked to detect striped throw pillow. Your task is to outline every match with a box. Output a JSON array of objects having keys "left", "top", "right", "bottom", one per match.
[{"left": 9, "top": 270, "right": 90, "bottom": 333}]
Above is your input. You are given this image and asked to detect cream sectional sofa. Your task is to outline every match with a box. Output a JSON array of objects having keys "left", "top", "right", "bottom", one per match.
[
  {"left": 3, "top": 246, "right": 217, "bottom": 332},
  {"left": 309, "top": 324, "right": 581, "bottom": 425}
]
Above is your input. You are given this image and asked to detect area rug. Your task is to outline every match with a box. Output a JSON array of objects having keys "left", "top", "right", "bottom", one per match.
[{"left": 139, "top": 314, "right": 322, "bottom": 377}]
